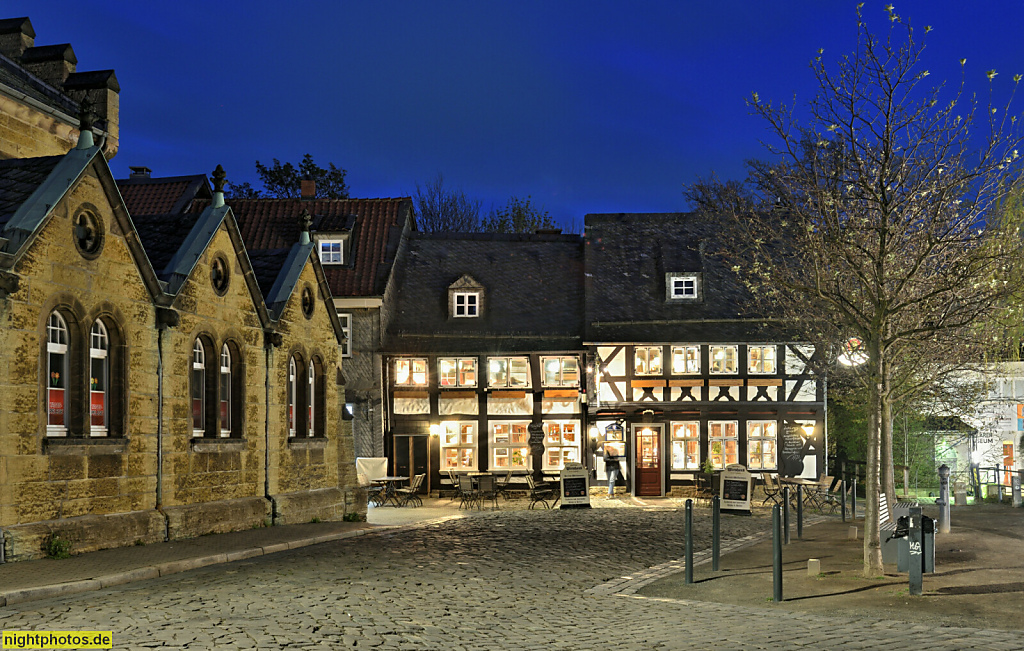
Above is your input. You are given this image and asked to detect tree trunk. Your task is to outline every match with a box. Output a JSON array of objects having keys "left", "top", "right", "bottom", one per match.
[
  {"left": 881, "top": 375, "right": 897, "bottom": 501},
  {"left": 863, "top": 349, "right": 884, "bottom": 577}
]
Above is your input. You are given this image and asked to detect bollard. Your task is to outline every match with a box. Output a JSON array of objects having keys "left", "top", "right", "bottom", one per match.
[
  {"left": 1013, "top": 475, "right": 1022, "bottom": 509},
  {"left": 807, "top": 558, "right": 820, "bottom": 576},
  {"left": 848, "top": 526, "right": 858, "bottom": 539},
  {"left": 712, "top": 495, "right": 721, "bottom": 571},
  {"left": 685, "top": 499, "right": 693, "bottom": 585},
  {"left": 998, "top": 465, "right": 1003, "bottom": 503},
  {"left": 796, "top": 485, "right": 803, "bottom": 540},
  {"left": 841, "top": 479, "right": 847, "bottom": 522},
  {"left": 772, "top": 504, "right": 783, "bottom": 602},
  {"left": 937, "top": 464, "right": 951, "bottom": 534},
  {"left": 851, "top": 477, "right": 857, "bottom": 519},
  {"left": 782, "top": 486, "right": 790, "bottom": 544},
  {"left": 908, "top": 506, "right": 923, "bottom": 596}
]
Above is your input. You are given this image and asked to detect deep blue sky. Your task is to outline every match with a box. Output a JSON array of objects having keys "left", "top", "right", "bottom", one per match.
[{"left": 16, "top": 1, "right": 1024, "bottom": 230}]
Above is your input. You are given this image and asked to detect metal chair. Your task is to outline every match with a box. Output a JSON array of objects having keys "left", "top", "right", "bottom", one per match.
[
  {"left": 496, "top": 469, "right": 515, "bottom": 501},
  {"left": 457, "top": 474, "right": 480, "bottom": 510},
  {"left": 761, "top": 473, "right": 783, "bottom": 507},
  {"left": 476, "top": 474, "right": 499, "bottom": 510},
  {"left": 446, "top": 469, "right": 463, "bottom": 502},
  {"left": 396, "top": 473, "right": 425, "bottom": 507},
  {"left": 525, "top": 474, "right": 554, "bottom": 509}
]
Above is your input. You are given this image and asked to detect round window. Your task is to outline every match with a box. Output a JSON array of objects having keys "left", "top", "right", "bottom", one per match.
[
  {"left": 211, "top": 255, "right": 230, "bottom": 295},
  {"left": 73, "top": 209, "right": 104, "bottom": 259},
  {"left": 301, "top": 285, "right": 315, "bottom": 319}
]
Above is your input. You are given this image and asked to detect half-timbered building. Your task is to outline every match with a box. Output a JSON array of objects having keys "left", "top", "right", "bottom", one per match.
[{"left": 584, "top": 213, "right": 824, "bottom": 497}]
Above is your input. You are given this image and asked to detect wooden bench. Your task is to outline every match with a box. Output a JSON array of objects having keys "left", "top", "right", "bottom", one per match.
[{"left": 879, "top": 492, "right": 919, "bottom": 563}]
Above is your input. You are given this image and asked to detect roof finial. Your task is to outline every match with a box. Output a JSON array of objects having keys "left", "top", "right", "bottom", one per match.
[
  {"left": 299, "top": 208, "right": 312, "bottom": 245},
  {"left": 76, "top": 97, "right": 95, "bottom": 149},
  {"left": 211, "top": 164, "right": 227, "bottom": 208}
]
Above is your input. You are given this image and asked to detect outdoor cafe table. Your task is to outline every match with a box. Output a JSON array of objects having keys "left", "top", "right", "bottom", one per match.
[
  {"left": 779, "top": 477, "right": 826, "bottom": 510},
  {"left": 371, "top": 476, "right": 408, "bottom": 507}
]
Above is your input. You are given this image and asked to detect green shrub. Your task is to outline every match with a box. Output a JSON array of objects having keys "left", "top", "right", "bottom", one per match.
[{"left": 46, "top": 533, "right": 72, "bottom": 559}]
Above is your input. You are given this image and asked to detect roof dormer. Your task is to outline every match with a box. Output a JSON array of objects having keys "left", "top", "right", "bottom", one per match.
[{"left": 448, "top": 274, "right": 484, "bottom": 319}]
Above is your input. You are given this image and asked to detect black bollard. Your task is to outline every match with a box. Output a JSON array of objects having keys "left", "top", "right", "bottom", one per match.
[
  {"left": 908, "top": 506, "right": 923, "bottom": 596},
  {"left": 772, "top": 504, "right": 783, "bottom": 602},
  {"left": 841, "top": 479, "right": 847, "bottom": 522},
  {"left": 712, "top": 495, "right": 721, "bottom": 571},
  {"left": 782, "top": 486, "right": 790, "bottom": 545},
  {"left": 796, "top": 485, "right": 803, "bottom": 540},
  {"left": 685, "top": 499, "right": 694, "bottom": 584}
]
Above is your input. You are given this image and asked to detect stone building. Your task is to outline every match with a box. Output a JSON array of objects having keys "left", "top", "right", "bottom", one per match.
[{"left": 0, "top": 17, "right": 119, "bottom": 160}]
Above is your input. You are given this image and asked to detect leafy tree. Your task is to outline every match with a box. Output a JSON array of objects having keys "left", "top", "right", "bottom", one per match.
[
  {"left": 685, "top": 6, "right": 1024, "bottom": 575},
  {"left": 225, "top": 154, "right": 349, "bottom": 199},
  {"left": 481, "top": 195, "right": 557, "bottom": 233},
  {"left": 414, "top": 174, "right": 481, "bottom": 232}
]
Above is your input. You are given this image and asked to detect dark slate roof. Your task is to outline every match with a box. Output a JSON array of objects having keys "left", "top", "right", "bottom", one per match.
[
  {"left": 584, "top": 212, "right": 783, "bottom": 343},
  {"left": 131, "top": 211, "right": 204, "bottom": 280},
  {"left": 194, "top": 197, "right": 412, "bottom": 297},
  {"left": 383, "top": 232, "right": 585, "bottom": 354},
  {"left": 247, "top": 248, "right": 292, "bottom": 300},
  {"left": 116, "top": 174, "right": 210, "bottom": 216},
  {"left": 0, "top": 51, "right": 79, "bottom": 119},
  {"left": 0, "top": 155, "right": 63, "bottom": 227}
]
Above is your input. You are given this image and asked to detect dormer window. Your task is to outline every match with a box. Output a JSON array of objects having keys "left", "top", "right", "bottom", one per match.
[
  {"left": 454, "top": 292, "right": 479, "bottom": 317},
  {"left": 319, "top": 239, "right": 345, "bottom": 264},
  {"left": 666, "top": 272, "right": 702, "bottom": 302}
]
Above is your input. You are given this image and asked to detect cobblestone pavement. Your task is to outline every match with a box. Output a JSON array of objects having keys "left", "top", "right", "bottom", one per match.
[{"left": 1, "top": 507, "right": 1020, "bottom": 649}]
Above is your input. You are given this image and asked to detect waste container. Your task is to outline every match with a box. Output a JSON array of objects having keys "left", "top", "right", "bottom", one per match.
[{"left": 897, "top": 514, "right": 934, "bottom": 573}]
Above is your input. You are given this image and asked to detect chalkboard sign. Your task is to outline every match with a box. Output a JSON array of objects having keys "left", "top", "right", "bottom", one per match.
[
  {"left": 780, "top": 424, "right": 805, "bottom": 477},
  {"left": 527, "top": 422, "right": 545, "bottom": 445},
  {"left": 562, "top": 477, "right": 587, "bottom": 498},
  {"left": 722, "top": 478, "right": 748, "bottom": 502}
]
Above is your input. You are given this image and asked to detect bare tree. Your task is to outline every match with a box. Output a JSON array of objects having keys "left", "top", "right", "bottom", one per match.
[
  {"left": 413, "top": 174, "right": 481, "bottom": 232},
  {"left": 686, "top": 6, "right": 1024, "bottom": 575}
]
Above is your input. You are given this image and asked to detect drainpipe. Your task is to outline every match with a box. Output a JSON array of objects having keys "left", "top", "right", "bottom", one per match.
[
  {"left": 264, "top": 331, "right": 282, "bottom": 519},
  {"left": 155, "top": 307, "right": 179, "bottom": 541}
]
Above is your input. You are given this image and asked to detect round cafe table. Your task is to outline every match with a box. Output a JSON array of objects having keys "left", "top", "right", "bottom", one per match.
[{"left": 371, "top": 476, "right": 408, "bottom": 507}]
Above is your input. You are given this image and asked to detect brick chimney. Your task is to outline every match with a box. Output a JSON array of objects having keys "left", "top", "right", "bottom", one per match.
[
  {"left": 300, "top": 179, "right": 316, "bottom": 200},
  {"left": 20, "top": 43, "right": 77, "bottom": 88},
  {"left": 0, "top": 17, "right": 34, "bottom": 60}
]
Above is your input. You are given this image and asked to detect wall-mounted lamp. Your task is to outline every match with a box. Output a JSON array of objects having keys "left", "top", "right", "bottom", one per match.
[
  {"left": 429, "top": 424, "right": 440, "bottom": 437},
  {"left": 801, "top": 423, "right": 815, "bottom": 438}
]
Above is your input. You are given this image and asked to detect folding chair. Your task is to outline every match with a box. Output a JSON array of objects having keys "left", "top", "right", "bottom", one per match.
[
  {"left": 458, "top": 474, "right": 480, "bottom": 510},
  {"left": 476, "top": 474, "right": 499, "bottom": 510},
  {"left": 761, "top": 473, "right": 783, "bottom": 507},
  {"left": 396, "top": 473, "right": 425, "bottom": 507},
  {"left": 526, "top": 474, "right": 554, "bottom": 509}
]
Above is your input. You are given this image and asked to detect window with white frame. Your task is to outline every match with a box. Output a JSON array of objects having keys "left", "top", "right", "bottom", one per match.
[
  {"left": 708, "top": 421, "right": 739, "bottom": 469},
  {"left": 454, "top": 291, "right": 479, "bottom": 317},
  {"left": 395, "top": 358, "right": 428, "bottom": 386},
  {"left": 747, "top": 420, "right": 777, "bottom": 470},
  {"left": 671, "top": 421, "right": 700, "bottom": 470},
  {"left": 219, "top": 344, "right": 231, "bottom": 437},
  {"left": 440, "top": 421, "right": 477, "bottom": 470},
  {"left": 634, "top": 346, "right": 662, "bottom": 375},
  {"left": 543, "top": 421, "right": 580, "bottom": 470},
  {"left": 541, "top": 356, "right": 579, "bottom": 387},
  {"left": 491, "top": 421, "right": 531, "bottom": 469},
  {"left": 337, "top": 311, "right": 351, "bottom": 357},
  {"left": 487, "top": 357, "right": 530, "bottom": 388},
  {"left": 192, "top": 339, "right": 206, "bottom": 436},
  {"left": 47, "top": 311, "right": 69, "bottom": 436},
  {"left": 439, "top": 358, "right": 477, "bottom": 387},
  {"left": 671, "top": 346, "right": 701, "bottom": 374},
  {"left": 307, "top": 360, "right": 316, "bottom": 437},
  {"left": 89, "top": 320, "right": 109, "bottom": 436},
  {"left": 748, "top": 345, "right": 777, "bottom": 374},
  {"left": 710, "top": 345, "right": 738, "bottom": 374},
  {"left": 671, "top": 276, "right": 697, "bottom": 298},
  {"left": 319, "top": 239, "right": 344, "bottom": 265},
  {"left": 287, "top": 356, "right": 298, "bottom": 436}
]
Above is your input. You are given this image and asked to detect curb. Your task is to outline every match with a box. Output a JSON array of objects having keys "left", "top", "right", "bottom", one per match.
[{"left": 0, "top": 516, "right": 459, "bottom": 609}]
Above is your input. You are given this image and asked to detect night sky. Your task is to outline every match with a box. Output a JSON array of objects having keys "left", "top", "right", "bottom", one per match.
[{"left": 14, "top": 1, "right": 1024, "bottom": 230}]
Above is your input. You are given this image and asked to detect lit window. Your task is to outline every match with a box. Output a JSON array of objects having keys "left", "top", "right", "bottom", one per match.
[
  {"left": 89, "top": 320, "right": 109, "bottom": 437},
  {"left": 287, "top": 356, "right": 297, "bottom": 437},
  {"left": 710, "top": 345, "right": 738, "bottom": 374},
  {"left": 671, "top": 346, "right": 700, "bottom": 374},
  {"left": 488, "top": 357, "right": 530, "bottom": 387},
  {"left": 47, "top": 312, "right": 69, "bottom": 436},
  {"left": 708, "top": 421, "right": 738, "bottom": 470},
  {"left": 439, "top": 358, "right": 477, "bottom": 387},
  {"left": 337, "top": 312, "right": 352, "bottom": 357},
  {"left": 747, "top": 421, "right": 777, "bottom": 470},
  {"left": 395, "top": 358, "right": 428, "bottom": 386},
  {"left": 319, "top": 240, "right": 344, "bottom": 264},
  {"left": 543, "top": 421, "right": 580, "bottom": 470},
  {"left": 440, "top": 421, "right": 477, "bottom": 470},
  {"left": 748, "top": 345, "right": 777, "bottom": 374},
  {"left": 541, "top": 356, "right": 579, "bottom": 387},
  {"left": 634, "top": 346, "right": 662, "bottom": 376},
  {"left": 307, "top": 360, "right": 315, "bottom": 437},
  {"left": 454, "top": 292, "right": 479, "bottom": 317},
  {"left": 491, "top": 421, "right": 531, "bottom": 469},
  {"left": 220, "top": 345, "right": 231, "bottom": 437},
  {"left": 192, "top": 339, "right": 206, "bottom": 436},
  {"left": 671, "top": 422, "right": 700, "bottom": 470}
]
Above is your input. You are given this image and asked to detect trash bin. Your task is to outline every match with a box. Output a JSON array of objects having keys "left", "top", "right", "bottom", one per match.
[{"left": 897, "top": 514, "right": 934, "bottom": 573}]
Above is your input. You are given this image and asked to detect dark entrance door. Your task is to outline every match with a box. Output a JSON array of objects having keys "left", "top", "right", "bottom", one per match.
[
  {"left": 634, "top": 424, "right": 664, "bottom": 496},
  {"left": 394, "top": 435, "right": 428, "bottom": 493}
]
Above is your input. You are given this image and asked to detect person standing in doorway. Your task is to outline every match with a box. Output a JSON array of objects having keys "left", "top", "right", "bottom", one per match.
[{"left": 604, "top": 444, "right": 621, "bottom": 497}]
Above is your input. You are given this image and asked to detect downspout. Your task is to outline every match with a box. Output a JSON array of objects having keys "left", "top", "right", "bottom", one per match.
[
  {"left": 155, "top": 307, "right": 179, "bottom": 541},
  {"left": 264, "top": 331, "right": 282, "bottom": 520}
]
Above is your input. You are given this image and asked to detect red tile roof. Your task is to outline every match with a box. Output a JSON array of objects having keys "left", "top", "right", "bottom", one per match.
[
  {"left": 116, "top": 175, "right": 210, "bottom": 216},
  {"left": 193, "top": 197, "right": 412, "bottom": 297}
]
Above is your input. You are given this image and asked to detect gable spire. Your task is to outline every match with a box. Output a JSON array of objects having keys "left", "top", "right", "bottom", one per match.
[
  {"left": 299, "top": 208, "right": 312, "bottom": 245},
  {"left": 76, "top": 96, "right": 95, "bottom": 149},
  {"left": 211, "top": 164, "right": 226, "bottom": 208}
]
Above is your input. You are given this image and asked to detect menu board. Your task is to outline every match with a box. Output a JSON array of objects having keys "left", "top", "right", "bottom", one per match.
[
  {"left": 780, "top": 424, "right": 805, "bottom": 477},
  {"left": 559, "top": 462, "right": 591, "bottom": 508},
  {"left": 722, "top": 478, "right": 748, "bottom": 501},
  {"left": 719, "top": 465, "right": 752, "bottom": 514}
]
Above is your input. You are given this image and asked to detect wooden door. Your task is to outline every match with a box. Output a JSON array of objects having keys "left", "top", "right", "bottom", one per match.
[
  {"left": 394, "top": 435, "right": 429, "bottom": 489},
  {"left": 634, "top": 424, "right": 664, "bottom": 496}
]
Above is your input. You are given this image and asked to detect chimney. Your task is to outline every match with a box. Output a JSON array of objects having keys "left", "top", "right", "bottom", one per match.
[
  {"left": 211, "top": 165, "right": 227, "bottom": 208},
  {"left": 64, "top": 69, "right": 120, "bottom": 158},
  {"left": 129, "top": 166, "right": 151, "bottom": 179},
  {"left": 20, "top": 43, "right": 77, "bottom": 88},
  {"left": 300, "top": 179, "right": 316, "bottom": 201},
  {"left": 0, "top": 17, "right": 34, "bottom": 60}
]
